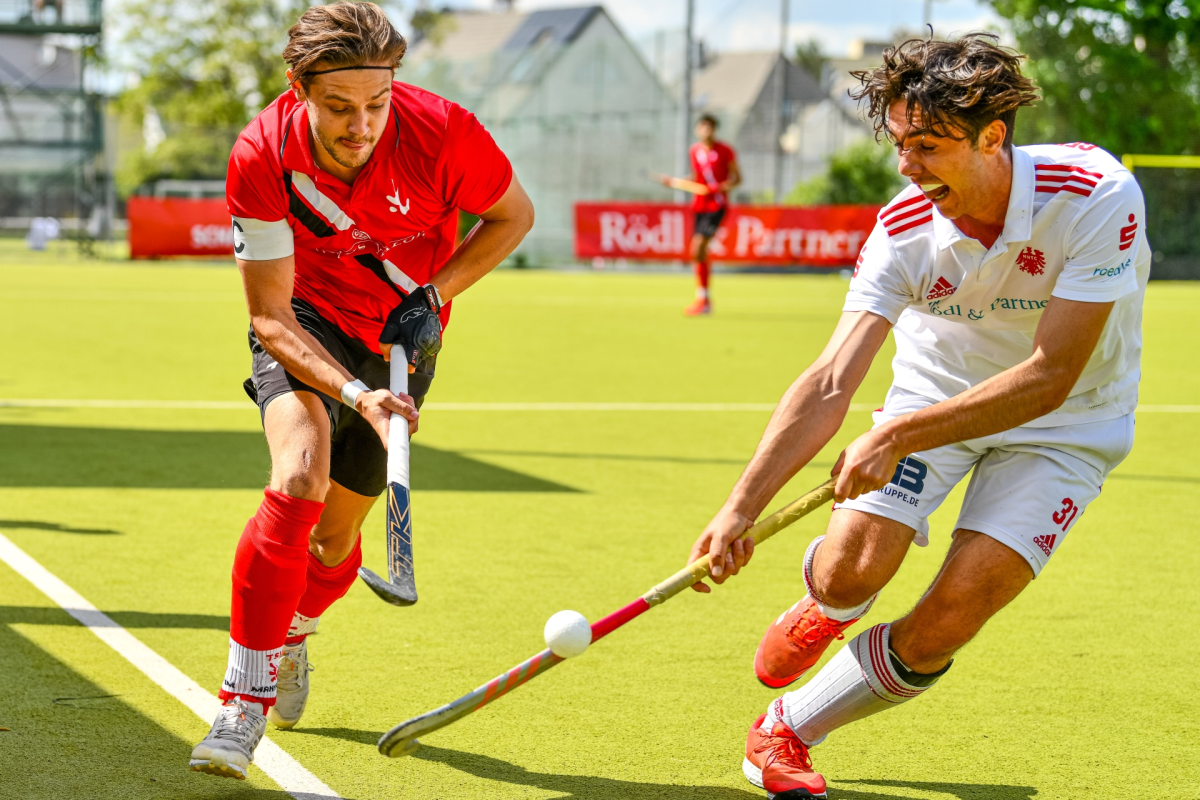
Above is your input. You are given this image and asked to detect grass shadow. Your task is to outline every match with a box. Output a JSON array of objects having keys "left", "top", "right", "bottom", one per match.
[
  {"left": 0, "top": 424, "right": 577, "bottom": 492},
  {"left": 835, "top": 779, "right": 1038, "bottom": 799},
  {"left": 414, "top": 743, "right": 761, "bottom": 799},
  {"left": 0, "top": 520, "right": 120, "bottom": 534},
  {"left": 0, "top": 609, "right": 305, "bottom": 799},
  {"left": 0, "top": 606, "right": 229, "bottom": 631}
]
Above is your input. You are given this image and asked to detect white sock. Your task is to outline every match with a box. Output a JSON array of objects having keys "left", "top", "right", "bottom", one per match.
[
  {"left": 284, "top": 611, "right": 319, "bottom": 647},
  {"left": 696, "top": 287, "right": 709, "bottom": 300},
  {"left": 220, "top": 639, "right": 282, "bottom": 708},
  {"left": 803, "top": 536, "right": 876, "bottom": 622},
  {"left": 770, "top": 623, "right": 943, "bottom": 746}
]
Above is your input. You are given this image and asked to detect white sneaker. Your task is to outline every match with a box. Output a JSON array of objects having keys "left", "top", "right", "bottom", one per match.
[
  {"left": 190, "top": 699, "right": 267, "bottom": 780},
  {"left": 267, "top": 641, "right": 314, "bottom": 729}
]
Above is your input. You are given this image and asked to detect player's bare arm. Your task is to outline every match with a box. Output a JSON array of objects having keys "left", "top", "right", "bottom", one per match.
[
  {"left": 719, "top": 159, "right": 742, "bottom": 193},
  {"left": 238, "top": 253, "right": 419, "bottom": 444},
  {"left": 689, "top": 310, "right": 892, "bottom": 590},
  {"left": 835, "top": 295, "right": 1114, "bottom": 501}
]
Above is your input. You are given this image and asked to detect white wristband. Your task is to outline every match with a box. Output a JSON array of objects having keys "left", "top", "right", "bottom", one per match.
[{"left": 339, "top": 379, "right": 370, "bottom": 409}]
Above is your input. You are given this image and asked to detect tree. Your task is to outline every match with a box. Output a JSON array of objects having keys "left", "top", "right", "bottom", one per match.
[
  {"left": 114, "top": 0, "right": 311, "bottom": 195},
  {"left": 989, "top": 0, "right": 1200, "bottom": 155},
  {"left": 785, "top": 139, "right": 906, "bottom": 205},
  {"left": 794, "top": 39, "right": 827, "bottom": 83}
]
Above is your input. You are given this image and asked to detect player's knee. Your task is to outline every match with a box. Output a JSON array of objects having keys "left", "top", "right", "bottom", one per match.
[
  {"left": 813, "top": 561, "right": 878, "bottom": 609},
  {"left": 271, "top": 467, "right": 329, "bottom": 502}
]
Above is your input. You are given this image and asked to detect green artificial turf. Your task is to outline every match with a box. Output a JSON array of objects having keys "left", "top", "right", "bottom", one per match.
[{"left": 0, "top": 258, "right": 1197, "bottom": 799}]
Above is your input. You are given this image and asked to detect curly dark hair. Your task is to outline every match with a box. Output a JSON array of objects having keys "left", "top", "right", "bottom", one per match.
[{"left": 851, "top": 33, "right": 1039, "bottom": 149}]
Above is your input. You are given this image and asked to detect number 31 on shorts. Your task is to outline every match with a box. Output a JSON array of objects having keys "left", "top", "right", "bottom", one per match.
[{"left": 1052, "top": 497, "right": 1079, "bottom": 531}]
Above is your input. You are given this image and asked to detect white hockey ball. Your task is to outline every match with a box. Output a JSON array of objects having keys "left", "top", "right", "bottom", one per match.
[{"left": 543, "top": 610, "right": 591, "bottom": 658}]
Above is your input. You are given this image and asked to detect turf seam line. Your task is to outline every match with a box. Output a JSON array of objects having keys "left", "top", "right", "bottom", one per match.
[{"left": 0, "top": 531, "right": 343, "bottom": 800}]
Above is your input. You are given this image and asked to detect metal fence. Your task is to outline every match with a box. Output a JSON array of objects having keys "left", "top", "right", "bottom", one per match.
[{"left": 1124, "top": 155, "right": 1200, "bottom": 280}]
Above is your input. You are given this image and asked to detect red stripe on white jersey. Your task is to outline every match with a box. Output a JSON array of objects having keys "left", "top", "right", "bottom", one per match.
[
  {"left": 880, "top": 193, "right": 928, "bottom": 223},
  {"left": 1035, "top": 183, "right": 1094, "bottom": 197},
  {"left": 880, "top": 194, "right": 933, "bottom": 237},
  {"left": 1035, "top": 163, "right": 1104, "bottom": 180},
  {"left": 1034, "top": 171, "right": 1099, "bottom": 188},
  {"left": 1034, "top": 164, "right": 1100, "bottom": 198},
  {"left": 887, "top": 213, "right": 933, "bottom": 236}
]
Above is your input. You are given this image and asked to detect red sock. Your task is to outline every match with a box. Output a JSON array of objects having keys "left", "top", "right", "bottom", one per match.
[
  {"left": 287, "top": 534, "right": 363, "bottom": 644},
  {"left": 229, "top": 489, "right": 325, "bottom": 650},
  {"left": 694, "top": 260, "right": 710, "bottom": 298}
]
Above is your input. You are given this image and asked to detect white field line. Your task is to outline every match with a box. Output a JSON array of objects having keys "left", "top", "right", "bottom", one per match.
[
  {"left": 1, "top": 398, "right": 1197, "bottom": 413},
  {"left": 0, "top": 532, "right": 341, "bottom": 800}
]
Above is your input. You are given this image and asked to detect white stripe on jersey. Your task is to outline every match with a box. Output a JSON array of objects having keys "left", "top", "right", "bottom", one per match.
[
  {"left": 291, "top": 172, "right": 356, "bottom": 231},
  {"left": 381, "top": 258, "right": 419, "bottom": 293}
]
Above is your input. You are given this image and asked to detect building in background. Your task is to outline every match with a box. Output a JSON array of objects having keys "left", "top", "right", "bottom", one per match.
[
  {"left": 403, "top": 5, "right": 677, "bottom": 265},
  {"left": 0, "top": 0, "right": 109, "bottom": 238},
  {"left": 692, "top": 51, "right": 872, "bottom": 200}
]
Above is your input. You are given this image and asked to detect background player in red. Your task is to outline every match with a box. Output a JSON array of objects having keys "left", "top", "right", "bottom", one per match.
[
  {"left": 188, "top": 2, "right": 533, "bottom": 780},
  {"left": 661, "top": 114, "right": 740, "bottom": 315}
]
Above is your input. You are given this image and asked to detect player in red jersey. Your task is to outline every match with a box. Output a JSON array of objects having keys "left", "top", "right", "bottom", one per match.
[
  {"left": 659, "top": 114, "right": 740, "bottom": 314},
  {"left": 189, "top": 3, "right": 533, "bottom": 780}
]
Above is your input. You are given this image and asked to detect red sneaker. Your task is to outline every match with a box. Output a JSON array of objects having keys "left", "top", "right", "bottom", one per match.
[
  {"left": 684, "top": 298, "right": 711, "bottom": 315},
  {"left": 743, "top": 713, "right": 827, "bottom": 799},
  {"left": 754, "top": 596, "right": 860, "bottom": 688}
]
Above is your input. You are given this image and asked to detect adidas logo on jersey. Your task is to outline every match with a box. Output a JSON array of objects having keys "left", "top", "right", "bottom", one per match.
[
  {"left": 925, "top": 277, "right": 957, "bottom": 299},
  {"left": 1033, "top": 534, "right": 1057, "bottom": 556}
]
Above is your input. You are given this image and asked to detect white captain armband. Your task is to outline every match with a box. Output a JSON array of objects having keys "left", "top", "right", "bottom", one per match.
[
  {"left": 340, "top": 379, "right": 370, "bottom": 409},
  {"left": 231, "top": 216, "right": 294, "bottom": 261}
]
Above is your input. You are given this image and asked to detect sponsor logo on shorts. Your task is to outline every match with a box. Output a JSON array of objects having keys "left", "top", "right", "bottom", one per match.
[
  {"left": 878, "top": 456, "right": 927, "bottom": 506},
  {"left": 1033, "top": 534, "right": 1057, "bottom": 556}
]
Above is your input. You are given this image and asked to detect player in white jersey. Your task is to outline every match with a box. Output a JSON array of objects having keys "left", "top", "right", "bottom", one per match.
[{"left": 685, "top": 34, "right": 1148, "bottom": 798}]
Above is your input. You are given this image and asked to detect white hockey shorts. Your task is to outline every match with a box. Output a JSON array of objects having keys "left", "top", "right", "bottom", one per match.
[{"left": 835, "top": 405, "right": 1136, "bottom": 576}]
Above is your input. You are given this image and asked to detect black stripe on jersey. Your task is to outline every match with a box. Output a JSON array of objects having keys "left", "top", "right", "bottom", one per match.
[
  {"left": 284, "top": 173, "right": 337, "bottom": 238},
  {"left": 354, "top": 254, "right": 405, "bottom": 298}
]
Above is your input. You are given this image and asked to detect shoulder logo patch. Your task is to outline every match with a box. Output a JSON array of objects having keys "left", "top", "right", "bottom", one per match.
[
  {"left": 925, "top": 276, "right": 957, "bottom": 299},
  {"left": 1016, "top": 247, "right": 1046, "bottom": 276},
  {"left": 880, "top": 194, "right": 933, "bottom": 237},
  {"left": 1119, "top": 214, "right": 1138, "bottom": 251}
]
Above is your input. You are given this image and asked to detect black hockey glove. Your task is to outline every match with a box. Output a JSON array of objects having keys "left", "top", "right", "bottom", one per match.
[{"left": 379, "top": 284, "right": 443, "bottom": 367}]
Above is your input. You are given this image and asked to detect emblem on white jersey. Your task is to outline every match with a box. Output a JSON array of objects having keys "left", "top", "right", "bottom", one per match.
[
  {"left": 1016, "top": 247, "right": 1046, "bottom": 276},
  {"left": 925, "top": 276, "right": 957, "bottom": 299},
  {"left": 387, "top": 180, "right": 410, "bottom": 215}
]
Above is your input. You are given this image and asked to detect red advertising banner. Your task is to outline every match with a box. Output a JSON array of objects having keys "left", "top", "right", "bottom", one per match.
[
  {"left": 127, "top": 197, "right": 234, "bottom": 258},
  {"left": 574, "top": 202, "right": 882, "bottom": 266}
]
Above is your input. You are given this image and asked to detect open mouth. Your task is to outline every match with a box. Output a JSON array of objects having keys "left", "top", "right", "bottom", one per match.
[{"left": 919, "top": 183, "right": 950, "bottom": 202}]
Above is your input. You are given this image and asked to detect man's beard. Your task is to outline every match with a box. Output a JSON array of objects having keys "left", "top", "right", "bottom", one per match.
[{"left": 314, "top": 127, "right": 376, "bottom": 169}]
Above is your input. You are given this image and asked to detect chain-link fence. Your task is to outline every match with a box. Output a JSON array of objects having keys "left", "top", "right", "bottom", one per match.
[{"left": 1130, "top": 161, "right": 1200, "bottom": 280}]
